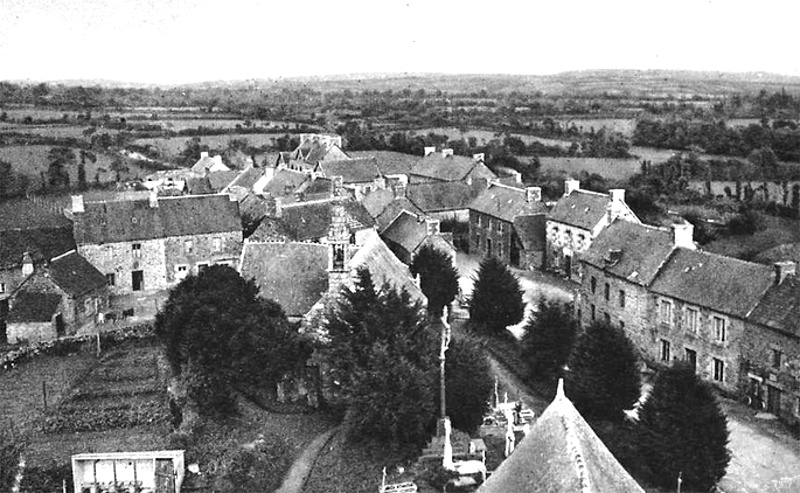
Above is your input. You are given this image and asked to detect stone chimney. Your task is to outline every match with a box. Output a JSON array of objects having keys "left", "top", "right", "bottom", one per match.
[
  {"left": 774, "top": 261, "right": 796, "bottom": 285},
  {"left": 213, "top": 155, "right": 224, "bottom": 167},
  {"left": 424, "top": 146, "right": 436, "bottom": 157},
  {"left": 671, "top": 222, "right": 695, "bottom": 249},
  {"left": 200, "top": 151, "right": 209, "bottom": 159},
  {"left": 473, "top": 153, "right": 485, "bottom": 162},
  {"left": 607, "top": 189, "right": 627, "bottom": 221},
  {"left": 264, "top": 195, "right": 281, "bottom": 218},
  {"left": 21, "top": 251, "right": 33, "bottom": 276},
  {"left": 149, "top": 190, "right": 159, "bottom": 208},
  {"left": 526, "top": 187, "right": 542, "bottom": 203},
  {"left": 609, "top": 189, "right": 625, "bottom": 203},
  {"left": 393, "top": 184, "right": 406, "bottom": 198},
  {"left": 71, "top": 195, "right": 85, "bottom": 213},
  {"left": 332, "top": 175, "right": 344, "bottom": 198},
  {"left": 564, "top": 179, "right": 580, "bottom": 197},
  {"left": 425, "top": 218, "right": 441, "bottom": 236},
  {"left": 441, "top": 148, "right": 454, "bottom": 158}
]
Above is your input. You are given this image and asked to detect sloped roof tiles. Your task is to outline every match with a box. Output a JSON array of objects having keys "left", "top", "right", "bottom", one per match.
[{"left": 548, "top": 190, "right": 612, "bottom": 231}]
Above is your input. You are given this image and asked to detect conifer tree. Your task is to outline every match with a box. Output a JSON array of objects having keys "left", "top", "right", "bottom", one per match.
[
  {"left": 469, "top": 257, "right": 525, "bottom": 334},
  {"left": 565, "top": 320, "right": 640, "bottom": 422},
  {"left": 522, "top": 298, "right": 578, "bottom": 384},
  {"left": 441, "top": 336, "right": 493, "bottom": 433},
  {"left": 637, "top": 361, "right": 730, "bottom": 491},
  {"left": 410, "top": 244, "right": 460, "bottom": 317}
]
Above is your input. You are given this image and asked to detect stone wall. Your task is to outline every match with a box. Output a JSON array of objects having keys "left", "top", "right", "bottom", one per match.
[
  {"left": 7, "top": 320, "right": 56, "bottom": 344},
  {"left": 546, "top": 221, "right": 592, "bottom": 280},
  {"left": 469, "top": 211, "right": 514, "bottom": 264},
  {"left": 79, "top": 238, "right": 167, "bottom": 295},
  {"left": 163, "top": 231, "right": 242, "bottom": 284}
]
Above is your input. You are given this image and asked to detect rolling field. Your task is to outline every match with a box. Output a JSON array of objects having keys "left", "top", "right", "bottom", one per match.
[
  {"left": 0, "top": 145, "right": 155, "bottom": 183},
  {"left": 412, "top": 126, "right": 573, "bottom": 147},
  {"left": 0, "top": 124, "right": 121, "bottom": 141},
  {"left": 135, "top": 132, "right": 297, "bottom": 157},
  {"left": 560, "top": 118, "right": 636, "bottom": 137},
  {"left": 539, "top": 156, "right": 642, "bottom": 181}
]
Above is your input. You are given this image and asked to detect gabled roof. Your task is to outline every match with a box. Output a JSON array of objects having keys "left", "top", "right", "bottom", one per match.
[
  {"left": 548, "top": 190, "right": 612, "bottom": 231},
  {"left": 382, "top": 211, "right": 429, "bottom": 256},
  {"left": 376, "top": 200, "right": 424, "bottom": 233},
  {"left": 0, "top": 228, "right": 76, "bottom": 270},
  {"left": 316, "top": 158, "right": 381, "bottom": 184},
  {"left": 240, "top": 242, "right": 329, "bottom": 317},
  {"left": 361, "top": 188, "right": 396, "bottom": 218},
  {"left": 479, "top": 381, "right": 645, "bottom": 493},
  {"left": 410, "top": 154, "right": 494, "bottom": 182},
  {"left": 650, "top": 249, "right": 774, "bottom": 319},
  {"left": 748, "top": 275, "right": 800, "bottom": 338},
  {"left": 208, "top": 170, "right": 241, "bottom": 192},
  {"left": 274, "top": 199, "right": 375, "bottom": 242},
  {"left": 186, "top": 176, "right": 213, "bottom": 195},
  {"left": 47, "top": 251, "right": 107, "bottom": 297},
  {"left": 261, "top": 169, "right": 309, "bottom": 198},
  {"left": 582, "top": 220, "right": 676, "bottom": 286},
  {"left": 226, "top": 167, "right": 264, "bottom": 192},
  {"left": 191, "top": 154, "right": 230, "bottom": 174},
  {"left": 470, "top": 184, "right": 546, "bottom": 223},
  {"left": 513, "top": 215, "right": 547, "bottom": 252},
  {"left": 347, "top": 150, "right": 420, "bottom": 176},
  {"left": 349, "top": 230, "right": 426, "bottom": 304},
  {"left": 0, "top": 199, "right": 73, "bottom": 231},
  {"left": 8, "top": 292, "right": 62, "bottom": 323},
  {"left": 406, "top": 181, "right": 483, "bottom": 213},
  {"left": 74, "top": 194, "right": 241, "bottom": 245}
]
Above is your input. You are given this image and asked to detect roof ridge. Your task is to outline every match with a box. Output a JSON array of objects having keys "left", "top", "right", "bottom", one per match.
[
  {"left": 573, "top": 189, "right": 610, "bottom": 198},
  {"left": 561, "top": 413, "right": 592, "bottom": 493},
  {"left": 50, "top": 249, "right": 77, "bottom": 262}
]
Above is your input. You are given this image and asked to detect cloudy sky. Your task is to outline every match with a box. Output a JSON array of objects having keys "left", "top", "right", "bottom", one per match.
[{"left": 1, "top": 0, "right": 797, "bottom": 85}]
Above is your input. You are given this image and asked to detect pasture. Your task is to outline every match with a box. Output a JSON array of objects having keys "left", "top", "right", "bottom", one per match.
[
  {"left": 134, "top": 132, "right": 296, "bottom": 157},
  {"left": 560, "top": 118, "right": 636, "bottom": 137},
  {"left": 539, "top": 156, "right": 642, "bottom": 181},
  {"left": 412, "top": 126, "right": 573, "bottom": 147}
]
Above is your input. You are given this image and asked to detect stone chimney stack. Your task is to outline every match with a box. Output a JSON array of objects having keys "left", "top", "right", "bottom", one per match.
[
  {"left": 21, "top": 251, "right": 33, "bottom": 276},
  {"left": 671, "top": 222, "right": 695, "bottom": 250},
  {"left": 71, "top": 195, "right": 85, "bottom": 214},
  {"left": 332, "top": 175, "right": 344, "bottom": 198},
  {"left": 393, "top": 184, "right": 406, "bottom": 198},
  {"left": 264, "top": 195, "right": 281, "bottom": 218},
  {"left": 441, "top": 148, "right": 454, "bottom": 158},
  {"left": 774, "top": 261, "right": 796, "bottom": 285},
  {"left": 564, "top": 179, "right": 580, "bottom": 197},
  {"left": 425, "top": 218, "right": 441, "bottom": 236},
  {"left": 607, "top": 189, "right": 626, "bottom": 221},
  {"left": 424, "top": 146, "right": 436, "bottom": 157},
  {"left": 526, "top": 186, "right": 542, "bottom": 203},
  {"left": 609, "top": 189, "right": 625, "bottom": 204},
  {"left": 473, "top": 153, "right": 485, "bottom": 163},
  {"left": 200, "top": 151, "right": 209, "bottom": 159},
  {"left": 149, "top": 190, "right": 159, "bottom": 208}
]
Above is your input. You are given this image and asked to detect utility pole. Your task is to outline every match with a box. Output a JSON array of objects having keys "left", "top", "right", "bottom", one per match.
[{"left": 438, "top": 310, "right": 451, "bottom": 435}]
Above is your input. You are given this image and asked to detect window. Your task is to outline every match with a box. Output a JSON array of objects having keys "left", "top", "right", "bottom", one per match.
[
  {"left": 477, "top": 215, "right": 482, "bottom": 227},
  {"left": 105, "top": 273, "right": 115, "bottom": 286},
  {"left": 685, "top": 307, "right": 699, "bottom": 333},
  {"left": 591, "top": 277, "right": 597, "bottom": 294},
  {"left": 213, "top": 237, "right": 222, "bottom": 252},
  {"left": 132, "top": 243, "right": 142, "bottom": 258},
  {"left": 619, "top": 320, "right": 625, "bottom": 330},
  {"left": 713, "top": 358, "right": 725, "bottom": 382},
  {"left": 590, "top": 304, "right": 596, "bottom": 321},
  {"left": 184, "top": 240, "right": 193, "bottom": 254},
  {"left": 84, "top": 298, "right": 95, "bottom": 317},
  {"left": 619, "top": 290, "right": 626, "bottom": 308},
  {"left": 604, "top": 312, "right": 611, "bottom": 325},
  {"left": 660, "top": 300, "right": 673, "bottom": 325},
  {"left": 197, "top": 263, "right": 210, "bottom": 274},
  {"left": 772, "top": 349, "right": 783, "bottom": 369},
  {"left": 795, "top": 396, "right": 800, "bottom": 416},
  {"left": 713, "top": 316, "right": 726, "bottom": 342},
  {"left": 604, "top": 283, "right": 610, "bottom": 301},
  {"left": 497, "top": 222, "right": 503, "bottom": 234},
  {"left": 0, "top": 283, "right": 5, "bottom": 293},
  {"left": 685, "top": 348, "right": 697, "bottom": 370},
  {"left": 660, "top": 339, "right": 671, "bottom": 362},
  {"left": 175, "top": 265, "right": 189, "bottom": 281}
]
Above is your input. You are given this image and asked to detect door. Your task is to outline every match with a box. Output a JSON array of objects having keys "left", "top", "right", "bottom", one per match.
[
  {"left": 0, "top": 298, "right": 7, "bottom": 344},
  {"left": 132, "top": 270, "right": 144, "bottom": 291},
  {"left": 510, "top": 234, "right": 521, "bottom": 267},
  {"left": 564, "top": 254, "right": 572, "bottom": 277},
  {"left": 486, "top": 238, "right": 492, "bottom": 258},
  {"left": 154, "top": 459, "right": 175, "bottom": 493},
  {"left": 55, "top": 313, "right": 65, "bottom": 337},
  {"left": 767, "top": 385, "right": 781, "bottom": 415}
]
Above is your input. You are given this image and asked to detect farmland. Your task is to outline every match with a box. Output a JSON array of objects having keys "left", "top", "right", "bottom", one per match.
[
  {"left": 134, "top": 132, "right": 301, "bottom": 158},
  {"left": 538, "top": 156, "right": 643, "bottom": 181},
  {"left": 411, "top": 126, "right": 573, "bottom": 148}
]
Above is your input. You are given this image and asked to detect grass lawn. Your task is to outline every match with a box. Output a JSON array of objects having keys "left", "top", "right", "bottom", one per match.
[{"left": 704, "top": 214, "right": 800, "bottom": 260}]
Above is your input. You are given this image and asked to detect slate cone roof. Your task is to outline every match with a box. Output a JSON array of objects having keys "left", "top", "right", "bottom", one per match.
[{"left": 479, "top": 380, "right": 645, "bottom": 493}]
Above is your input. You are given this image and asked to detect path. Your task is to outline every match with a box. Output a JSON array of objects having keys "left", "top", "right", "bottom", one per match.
[{"left": 273, "top": 427, "right": 339, "bottom": 493}]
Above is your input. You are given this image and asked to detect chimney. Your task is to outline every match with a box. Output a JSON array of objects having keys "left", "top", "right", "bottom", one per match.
[
  {"left": 424, "top": 146, "right": 436, "bottom": 157},
  {"left": 213, "top": 155, "right": 224, "bottom": 168},
  {"left": 774, "top": 261, "right": 796, "bottom": 285},
  {"left": 21, "top": 251, "right": 33, "bottom": 276},
  {"left": 264, "top": 195, "right": 282, "bottom": 218},
  {"left": 671, "top": 222, "right": 695, "bottom": 249},
  {"left": 564, "top": 179, "right": 580, "bottom": 197},
  {"left": 425, "top": 218, "right": 441, "bottom": 236},
  {"left": 200, "top": 151, "right": 209, "bottom": 159},
  {"left": 609, "top": 189, "right": 625, "bottom": 203},
  {"left": 393, "top": 184, "right": 406, "bottom": 198},
  {"left": 149, "top": 190, "right": 159, "bottom": 208},
  {"left": 473, "top": 153, "right": 485, "bottom": 162},
  {"left": 441, "top": 148, "right": 454, "bottom": 158},
  {"left": 526, "top": 186, "right": 542, "bottom": 203},
  {"left": 332, "top": 175, "right": 344, "bottom": 197},
  {"left": 71, "top": 195, "right": 85, "bottom": 213},
  {"left": 607, "top": 189, "right": 626, "bottom": 221}
]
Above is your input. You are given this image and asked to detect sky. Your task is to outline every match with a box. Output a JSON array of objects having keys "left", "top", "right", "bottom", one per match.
[{"left": 1, "top": 0, "right": 798, "bottom": 85}]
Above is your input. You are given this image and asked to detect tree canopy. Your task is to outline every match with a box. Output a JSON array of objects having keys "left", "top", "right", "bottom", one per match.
[
  {"left": 441, "top": 336, "right": 493, "bottom": 433},
  {"left": 637, "top": 362, "right": 730, "bottom": 491},
  {"left": 469, "top": 257, "right": 525, "bottom": 334},
  {"left": 522, "top": 298, "right": 578, "bottom": 385},
  {"left": 410, "top": 244, "right": 459, "bottom": 317},
  {"left": 565, "top": 320, "right": 640, "bottom": 422}
]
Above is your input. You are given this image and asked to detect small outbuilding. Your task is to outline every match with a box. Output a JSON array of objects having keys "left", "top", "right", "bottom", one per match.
[{"left": 71, "top": 450, "right": 185, "bottom": 493}]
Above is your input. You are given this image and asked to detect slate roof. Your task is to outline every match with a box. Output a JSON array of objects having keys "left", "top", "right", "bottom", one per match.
[
  {"left": 410, "top": 154, "right": 495, "bottom": 182},
  {"left": 48, "top": 251, "right": 107, "bottom": 297},
  {"left": 0, "top": 199, "right": 72, "bottom": 231},
  {"left": 650, "top": 249, "right": 775, "bottom": 319},
  {"left": 470, "top": 184, "right": 546, "bottom": 223},
  {"left": 406, "top": 181, "right": 483, "bottom": 213},
  {"left": 208, "top": 170, "right": 241, "bottom": 192},
  {"left": 349, "top": 230, "right": 426, "bottom": 304},
  {"left": 240, "top": 242, "right": 329, "bottom": 317},
  {"left": 361, "top": 188, "right": 396, "bottom": 218},
  {"left": 548, "top": 189, "right": 612, "bottom": 231},
  {"left": 226, "top": 167, "right": 264, "bottom": 191},
  {"left": 316, "top": 158, "right": 381, "bottom": 184},
  {"left": 376, "top": 199, "right": 424, "bottom": 232},
  {"left": 479, "top": 381, "right": 645, "bottom": 493},
  {"left": 74, "top": 194, "right": 241, "bottom": 245},
  {"left": 347, "top": 150, "right": 421, "bottom": 176},
  {"left": 582, "top": 220, "right": 676, "bottom": 286},
  {"left": 191, "top": 154, "right": 229, "bottom": 174},
  {"left": 186, "top": 176, "right": 213, "bottom": 195},
  {"left": 381, "top": 211, "right": 428, "bottom": 257},
  {"left": 0, "top": 228, "right": 77, "bottom": 270},
  {"left": 513, "top": 215, "right": 547, "bottom": 252},
  {"left": 273, "top": 200, "right": 375, "bottom": 242},
  {"left": 261, "top": 169, "right": 309, "bottom": 198},
  {"left": 8, "top": 292, "right": 62, "bottom": 323},
  {"left": 748, "top": 275, "right": 800, "bottom": 337}
]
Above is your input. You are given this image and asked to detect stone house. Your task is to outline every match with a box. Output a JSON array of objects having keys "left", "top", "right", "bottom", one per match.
[
  {"left": 70, "top": 193, "right": 242, "bottom": 314},
  {"left": 6, "top": 250, "right": 109, "bottom": 344},
  {"left": 380, "top": 210, "right": 455, "bottom": 265},
  {"left": 546, "top": 179, "right": 639, "bottom": 281},
  {"left": 408, "top": 149, "right": 496, "bottom": 185},
  {"left": 405, "top": 180, "right": 486, "bottom": 223},
  {"left": 280, "top": 134, "right": 349, "bottom": 173},
  {"left": 468, "top": 183, "right": 547, "bottom": 269},
  {"left": 741, "top": 262, "right": 800, "bottom": 429},
  {"left": 314, "top": 157, "right": 385, "bottom": 201},
  {"left": 191, "top": 152, "right": 230, "bottom": 174},
  {"left": 361, "top": 185, "right": 424, "bottom": 232}
]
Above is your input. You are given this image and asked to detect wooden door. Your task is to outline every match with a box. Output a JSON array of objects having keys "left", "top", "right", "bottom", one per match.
[{"left": 154, "top": 459, "right": 175, "bottom": 493}]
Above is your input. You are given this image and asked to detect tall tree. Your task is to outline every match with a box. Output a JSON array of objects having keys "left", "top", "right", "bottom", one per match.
[
  {"left": 521, "top": 298, "right": 578, "bottom": 385},
  {"left": 0, "top": 159, "right": 11, "bottom": 197},
  {"left": 410, "top": 244, "right": 459, "bottom": 317},
  {"left": 637, "top": 362, "right": 730, "bottom": 491},
  {"left": 469, "top": 257, "right": 525, "bottom": 335},
  {"left": 46, "top": 147, "right": 75, "bottom": 189},
  {"left": 441, "top": 336, "right": 493, "bottom": 433},
  {"left": 565, "top": 320, "right": 640, "bottom": 422},
  {"left": 321, "top": 268, "right": 437, "bottom": 452}
]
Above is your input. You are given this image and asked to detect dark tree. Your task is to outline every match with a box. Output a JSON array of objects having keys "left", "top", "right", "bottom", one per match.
[
  {"left": 521, "top": 298, "right": 578, "bottom": 384},
  {"left": 155, "top": 265, "right": 306, "bottom": 416},
  {"left": 565, "top": 320, "right": 640, "bottom": 422},
  {"left": 321, "top": 268, "right": 437, "bottom": 452},
  {"left": 0, "top": 159, "right": 11, "bottom": 197},
  {"left": 637, "top": 362, "right": 730, "bottom": 491},
  {"left": 441, "top": 336, "right": 493, "bottom": 433},
  {"left": 410, "top": 244, "right": 459, "bottom": 317},
  {"left": 469, "top": 257, "right": 525, "bottom": 334},
  {"left": 46, "top": 147, "right": 75, "bottom": 189}
]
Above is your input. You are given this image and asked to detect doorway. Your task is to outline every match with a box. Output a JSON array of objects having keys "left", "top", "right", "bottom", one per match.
[
  {"left": 767, "top": 385, "right": 782, "bottom": 415},
  {"left": 132, "top": 270, "right": 144, "bottom": 291}
]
